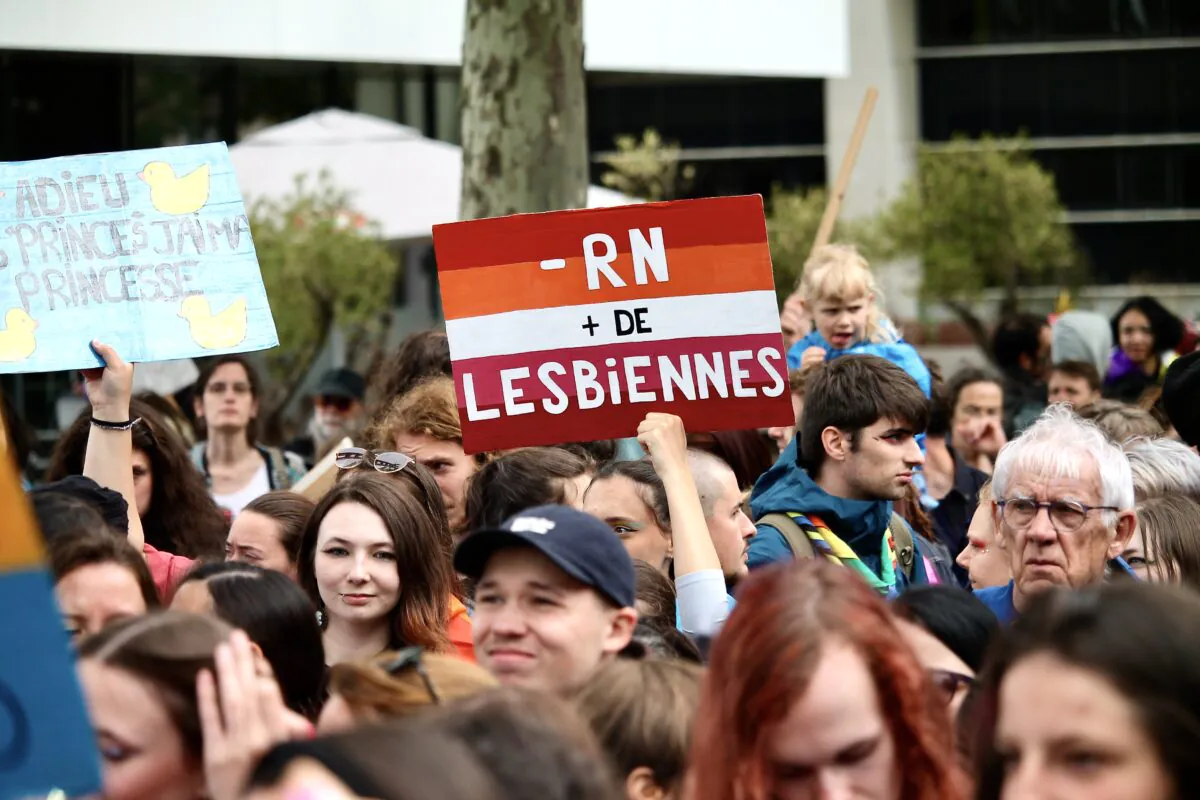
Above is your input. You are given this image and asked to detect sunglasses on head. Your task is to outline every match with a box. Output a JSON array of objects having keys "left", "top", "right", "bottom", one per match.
[
  {"left": 382, "top": 646, "right": 441, "bottom": 704},
  {"left": 334, "top": 447, "right": 413, "bottom": 474},
  {"left": 316, "top": 395, "right": 355, "bottom": 412}
]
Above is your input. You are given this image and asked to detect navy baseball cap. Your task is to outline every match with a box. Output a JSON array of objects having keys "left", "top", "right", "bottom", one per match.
[{"left": 454, "top": 505, "right": 636, "bottom": 608}]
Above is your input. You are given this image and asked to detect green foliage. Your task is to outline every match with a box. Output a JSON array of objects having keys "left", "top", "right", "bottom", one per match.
[
  {"left": 247, "top": 171, "right": 399, "bottom": 412},
  {"left": 765, "top": 186, "right": 883, "bottom": 306},
  {"left": 599, "top": 129, "right": 695, "bottom": 201},
  {"left": 878, "top": 135, "right": 1081, "bottom": 305}
]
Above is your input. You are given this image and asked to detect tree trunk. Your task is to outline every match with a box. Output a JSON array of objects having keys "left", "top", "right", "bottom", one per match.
[
  {"left": 459, "top": 0, "right": 588, "bottom": 220},
  {"left": 944, "top": 298, "right": 996, "bottom": 365}
]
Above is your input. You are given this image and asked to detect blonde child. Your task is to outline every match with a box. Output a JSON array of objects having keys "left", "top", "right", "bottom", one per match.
[{"left": 785, "top": 244, "right": 931, "bottom": 397}]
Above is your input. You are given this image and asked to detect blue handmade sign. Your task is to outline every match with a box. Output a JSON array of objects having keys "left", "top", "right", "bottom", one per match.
[{"left": 0, "top": 143, "right": 277, "bottom": 373}]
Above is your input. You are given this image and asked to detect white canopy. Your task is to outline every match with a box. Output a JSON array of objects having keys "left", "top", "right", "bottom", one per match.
[{"left": 229, "top": 108, "right": 638, "bottom": 241}]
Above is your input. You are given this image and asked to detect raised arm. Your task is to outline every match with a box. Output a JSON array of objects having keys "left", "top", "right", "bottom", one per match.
[
  {"left": 637, "top": 413, "right": 729, "bottom": 635},
  {"left": 81, "top": 340, "right": 145, "bottom": 550}
]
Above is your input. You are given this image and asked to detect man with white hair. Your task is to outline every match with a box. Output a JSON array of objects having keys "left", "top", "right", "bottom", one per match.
[
  {"left": 976, "top": 405, "right": 1137, "bottom": 623},
  {"left": 1124, "top": 436, "right": 1200, "bottom": 504}
]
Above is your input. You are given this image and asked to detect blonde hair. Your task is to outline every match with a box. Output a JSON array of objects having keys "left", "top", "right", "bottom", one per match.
[
  {"left": 329, "top": 650, "right": 499, "bottom": 720},
  {"left": 800, "top": 244, "right": 883, "bottom": 342}
]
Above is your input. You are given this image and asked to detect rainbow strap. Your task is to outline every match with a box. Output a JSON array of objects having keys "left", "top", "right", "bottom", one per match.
[{"left": 792, "top": 513, "right": 898, "bottom": 595}]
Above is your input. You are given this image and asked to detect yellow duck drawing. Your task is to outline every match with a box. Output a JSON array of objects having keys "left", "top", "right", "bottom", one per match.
[
  {"left": 0, "top": 308, "right": 38, "bottom": 362},
  {"left": 179, "top": 295, "right": 248, "bottom": 350},
  {"left": 138, "top": 161, "right": 211, "bottom": 215}
]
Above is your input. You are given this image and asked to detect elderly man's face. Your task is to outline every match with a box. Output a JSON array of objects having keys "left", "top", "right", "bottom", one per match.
[{"left": 996, "top": 460, "right": 1135, "bottom": 611}]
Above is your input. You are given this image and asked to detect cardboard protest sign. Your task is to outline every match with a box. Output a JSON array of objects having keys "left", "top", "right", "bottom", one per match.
[
  {"left": 433, "top": 195, "right": 794, "bottom": 453},
  {"left": 0, "top": 143, "right": 277, "bottom": 373},
  {"left": 0, "top": 455, "right": 102, "bottom": 798}
]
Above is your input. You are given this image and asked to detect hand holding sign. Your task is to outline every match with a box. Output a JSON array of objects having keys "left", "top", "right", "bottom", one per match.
[
  {"left": 434, "top": 196, "right": 794, "bottom": 452},
  {"left": 0, "top": 143, "right": 276, "bottom": 373}
]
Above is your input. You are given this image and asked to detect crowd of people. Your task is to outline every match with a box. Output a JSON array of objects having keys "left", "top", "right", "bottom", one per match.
[{"left": 19, "top": 244, "right": 1200, "bottom": 800}]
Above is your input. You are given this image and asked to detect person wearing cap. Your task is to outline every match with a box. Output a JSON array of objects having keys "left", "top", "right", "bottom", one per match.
[
  {"left": 1163, "top": 350, "right": 1200, "bottom": 450},
  {"left": 454, "top": 505, "right": 638, "bottom": 696},
  {"left": 288, "top": 368, "right": 368, "bottom": 469}
]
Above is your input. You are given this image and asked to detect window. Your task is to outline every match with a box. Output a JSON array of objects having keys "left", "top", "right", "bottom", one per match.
[
  {"left": 1073, "top": 220, "right": 1200, "bottom": 283},
  {"left": 919, "top": 0, "right": 1200, "bottom": 48},
  {"left": 587, "top": 75, "right": 823, "bottom": 151},
  {"left": 920, "top": 49, "right": 1200, "bottom": 140}
]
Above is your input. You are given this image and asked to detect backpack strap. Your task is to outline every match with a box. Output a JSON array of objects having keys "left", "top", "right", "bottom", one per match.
[
  {"left": 888, "top": 513, "right": 916, "bottom": 581},
  {"left": 263, "top": 446, "right": 291, "bottom": 491},
  {"left": 757, "top": 513, "right": 816, "bottom": 561}
]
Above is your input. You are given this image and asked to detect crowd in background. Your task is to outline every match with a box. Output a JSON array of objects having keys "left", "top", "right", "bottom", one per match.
[{"left": 18, "top": 243, "right": 1200, "bottom": 800}]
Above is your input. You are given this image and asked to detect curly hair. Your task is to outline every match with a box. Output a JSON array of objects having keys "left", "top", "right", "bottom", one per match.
[
  {"left": 364, "top": 376, "right": 483, "bottom": 462},
  {"left": 369, "top": 329, "right": 452, "bottom": 412},
  {"left": 47, "top": 398, "right": 229, "bottom": 559},
  {"left": 689, "top": 560, "right": 968, "bottom": 800}
]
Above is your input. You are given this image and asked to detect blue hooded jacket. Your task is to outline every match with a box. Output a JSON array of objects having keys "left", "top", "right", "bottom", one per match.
[
  {"left": 785, "top": 323, "right": 932, "bottom": 398},
  {"left": 747, "top": 439, "right": 940, "bottom": 590},
  {"left": 748, "top": 438, "right": 893, "bottom": 574}
]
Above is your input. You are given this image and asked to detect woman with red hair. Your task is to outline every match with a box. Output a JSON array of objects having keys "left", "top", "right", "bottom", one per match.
[{"left": 690, "top": 560, "right": 968, "bottom": 800}]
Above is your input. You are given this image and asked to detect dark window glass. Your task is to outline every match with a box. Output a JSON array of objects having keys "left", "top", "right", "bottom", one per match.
[
  {"left": 587, "top": 76, "right": 823, "bottom": 151},
  {"left": 922, "top": 49, "right": 1199, "bottom": 140},
  {"left": 919, "top": 0, "right": 1195, "bottom": 46},
  {"left": 920, "top": 58, "right": 995, "bottom": 140},
  {"left": 1032, "top": 145, "right": 1198, "bottom": 210},
  {"left": 132, "top": 56, "right": 227, "bottom": 148},
  {"left": 236, "top": 60, "right": 354, "bottom": 140},
  {"left": 587, "top": 154, "right": 826, "bottom": 200},
  {"left": 1033, "top": 149, "right": 1121, "bottom": 210},
  {"left": 1074, "top": 220, "right": 1200, "bottom": 283},
  {"left": 0, "top": 51, "right": 129, "bottom": 161}
]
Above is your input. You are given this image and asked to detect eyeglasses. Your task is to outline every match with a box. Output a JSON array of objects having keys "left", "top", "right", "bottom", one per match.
[
  {"left": 316, "top": 395, "right": 355, "bottom": 412},
  {"left": 382, "top": 646, "right": 441, "bottom": 704},
  {"left": 995, "top": 498, "right": 1119, "bottom": 533},
  {"left": 334, "top": 447, "right": 413, "bottom": 474},
  {"left": 928, "top": 668, "right": 974, "bottom": 706}
]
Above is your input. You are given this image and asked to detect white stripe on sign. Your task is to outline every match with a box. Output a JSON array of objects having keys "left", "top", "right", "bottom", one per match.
[{"left": 445, "top": 290, "right": 783, "bottom": 360}]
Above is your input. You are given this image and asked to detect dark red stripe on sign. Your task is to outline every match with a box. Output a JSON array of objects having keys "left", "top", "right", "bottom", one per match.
[
  {"left": 450, "top": 333, "right": 794, "bottom": 453},
  {"left": 433, "top": 195, "right": 768, "bottom": 273}
]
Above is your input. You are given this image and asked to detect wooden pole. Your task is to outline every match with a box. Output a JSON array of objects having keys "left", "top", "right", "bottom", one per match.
[{"left": 810, "top": 87, "right": 879, "bottom": 256}]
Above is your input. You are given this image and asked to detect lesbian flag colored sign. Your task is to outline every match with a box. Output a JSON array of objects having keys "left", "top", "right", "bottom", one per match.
[{"left": 433, "top": 195, "right": 795, "bottom": 453}]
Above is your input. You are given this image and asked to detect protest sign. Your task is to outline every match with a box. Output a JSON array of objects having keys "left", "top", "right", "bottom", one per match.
[
  {"left": 0, "top": 455, "right": 101, "bottom": 798},
  {"left": 0, "top": 143, "right": 277, "bottom": 373},
  {"left": 433, "top": 195, "right": 794, "bottom": 453}
]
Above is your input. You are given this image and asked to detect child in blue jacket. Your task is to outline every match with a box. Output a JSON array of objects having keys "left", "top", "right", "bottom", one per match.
[{"left": 785, "top": 244, "right": 931, "bottom": 397}]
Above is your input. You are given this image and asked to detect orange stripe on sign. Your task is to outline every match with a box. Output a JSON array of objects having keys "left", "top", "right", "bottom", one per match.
[{"left": 440, "top": 241, "right": 775, "bottom": 321}]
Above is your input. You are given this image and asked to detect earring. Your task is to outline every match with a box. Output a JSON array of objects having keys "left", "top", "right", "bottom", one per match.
[{"left": 316, "top": 608, "right": 326, "bottom": 628}]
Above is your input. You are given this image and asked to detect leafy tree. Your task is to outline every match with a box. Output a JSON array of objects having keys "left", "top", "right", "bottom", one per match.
[
  {"left": 247, "top": 172, "right": 398, "bottom": 437},
  {"left": 765, "top": 186, "right": 882, "bottom": 307},
  {"left": 599, "top": 128, "right": 695, "bottom": 202},
  {"left": 878, "top": 135, "right": 1081, "bottom": 350}
]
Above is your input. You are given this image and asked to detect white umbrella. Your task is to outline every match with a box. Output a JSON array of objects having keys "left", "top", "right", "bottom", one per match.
[{"left": 229, "top": 108, "right": 638, "bottom": 241}]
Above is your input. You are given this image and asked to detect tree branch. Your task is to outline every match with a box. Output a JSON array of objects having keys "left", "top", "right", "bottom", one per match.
[{"left": 944, "top": 298, "right": 994, "bottom": 362}]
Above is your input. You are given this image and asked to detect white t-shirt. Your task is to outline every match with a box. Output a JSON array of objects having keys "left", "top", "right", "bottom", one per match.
[{"left": 212, "top": 462, "right": 271, "bottom": 518}]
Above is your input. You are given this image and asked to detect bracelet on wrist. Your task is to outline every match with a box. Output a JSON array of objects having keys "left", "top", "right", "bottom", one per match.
[{"left": 90, "top": 417, "right": 140, "bottom": 432}]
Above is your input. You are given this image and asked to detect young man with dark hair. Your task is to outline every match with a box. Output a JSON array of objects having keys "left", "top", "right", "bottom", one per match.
[
  {"left": 992, "top": 312, "right": 1050, "bottom": 437},
  {"left": 747, "top": 355, "right": 943, "bottom": 592},
  {"left": 1048, "top": 360, "right": 1102, "bottom": 408}
]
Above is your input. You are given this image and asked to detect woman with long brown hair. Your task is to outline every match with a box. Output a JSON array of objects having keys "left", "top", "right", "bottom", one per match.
[
  {"left": 689, "top": 559, "right": 968, "bottom": 800},
  {"left": 297, "top": 471, "right": 469, "bottom": 666},
  {"left": 49, "top": 396, "right": 229, "bottom": 559}
]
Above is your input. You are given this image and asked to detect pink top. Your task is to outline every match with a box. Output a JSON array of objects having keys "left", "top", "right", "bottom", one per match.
[{"left": 142, "top": 543, "right": 196, "bottom": 602}]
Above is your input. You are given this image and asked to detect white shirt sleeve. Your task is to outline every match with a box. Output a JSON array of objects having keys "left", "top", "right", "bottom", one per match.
[{"left": 676, "top": 568, "right": 730, "bottom": 637}]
